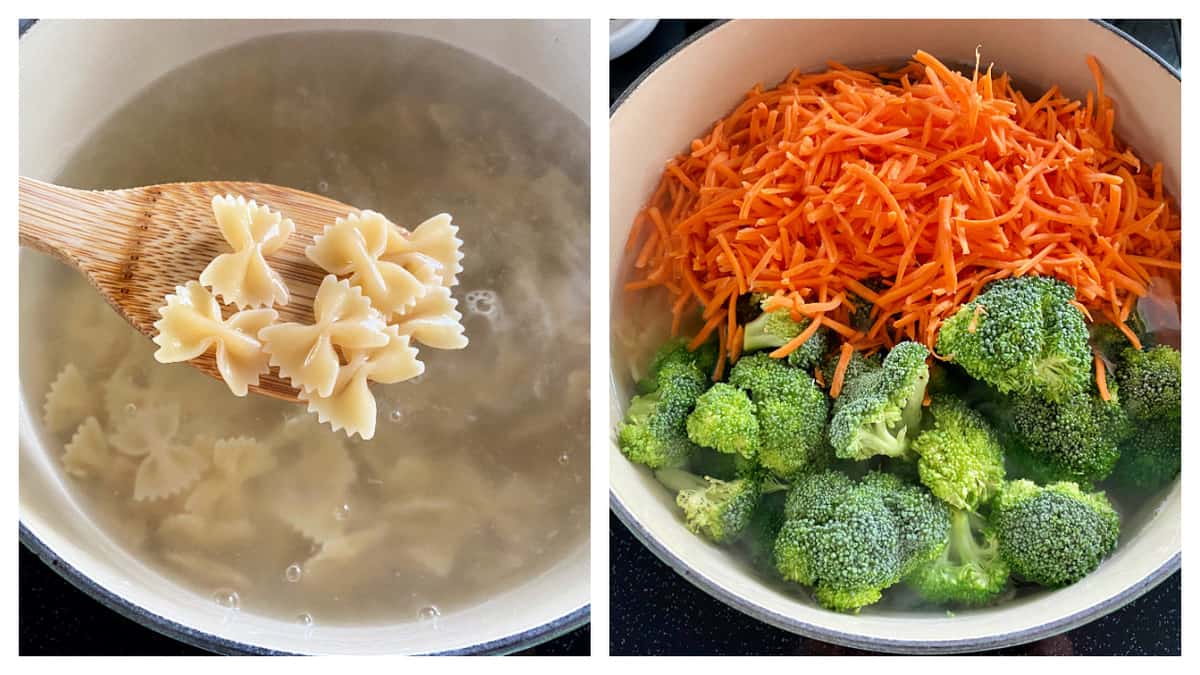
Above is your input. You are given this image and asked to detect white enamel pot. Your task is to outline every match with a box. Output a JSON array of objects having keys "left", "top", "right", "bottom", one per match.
[
  {"left": 20, "top": 18, "right": 589, "bottom": 655},
  {"left": 610, "top": 19, "right": 1179, "bottom": 654}
]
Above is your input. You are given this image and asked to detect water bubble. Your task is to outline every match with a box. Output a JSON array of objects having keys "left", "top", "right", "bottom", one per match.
[
  {"left": 213, "top": 589, "right": 240, "bottom": 610},
  {"left": 123, "top": 402, "right": 138, "bottom": 416},
  {"left": 418, "top": 605, "right": 441, "bottom": 622},
  {"left": 388, "top": 408, "right": 403, "bottom": 423},
  {"left": 464, "top": 289, "right": 500, "bottom": 319},
  {"left": 285, "top": 563, "right": 303, "bottom": 583},
  {"left": 317, "top": 180, "right": 330, "bottom": 194},
  {"left": 297, "top": 613, "right": 314, "bottom": 627},
  {"left": 558, "top": 452, "right": 570, "bottom": 466},
  {"left": 333, "top": 503, "right": 351, "bottom": 521}
]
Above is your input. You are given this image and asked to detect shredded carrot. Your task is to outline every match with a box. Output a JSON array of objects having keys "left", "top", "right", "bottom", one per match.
[
  {"left": 1094, "top": 351, "right": 1111, "bottom": 402},
  {"left": 813, "top": 366, "right": 826, "bottom": 388},
  {"left": 829, "top": 343, "right": 855, "bottom": 399},
  {"left": 624, "top": 51, "right": 1180, "bottom": 363}
]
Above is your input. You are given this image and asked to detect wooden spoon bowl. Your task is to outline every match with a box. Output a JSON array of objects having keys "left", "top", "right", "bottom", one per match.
[{"left": 18, "top": 176, "right": 363, "bottom": 402}]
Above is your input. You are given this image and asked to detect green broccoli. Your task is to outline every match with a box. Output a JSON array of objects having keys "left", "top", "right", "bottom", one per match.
[
  {"left": 618, "top": 359, "right": 709, "bottom": 469},
  {"left": 728, "top": 353, "right": 830, "bottom": 479},
  {"left": 686, "top": 383, "right": 760, "bottom": 460},
  {"left": 773, "top": 470, "right": 948, "bottom": 612},
  {"left": 1113, "top": 418, "right": 1180, "bottom": 492},
  {"left": 912, "top": 395, "right": 1006, "bottom": 510},
  {"left": 996, "top": 384, "right": 1132, "bottom": 484},
  {"left": 907, "top": 508, "right": 1010, "bottom": 606},
  {"left": 828, "top": 341, "right": 930, "bottom": 461},
  {"left": 637, "top": 337, "right": 718, "bottom": 393},
  {"left": 756, "top": 389, "right": 830, "bottom": 480},
  {"left": 742, "top": 305, "right": 830, "bottom": 370},
  {"left": 656, "top": 468, "right": 760, "bottom": 544},
  {"left": 936, "top": 276, "right": 1091, "bottom": 402},
  {"left": 1114, "top": 345, "right": 1181, "bottom": 421},
  {"left": 861, "top": 471, "right": 951, "bottom": 576},
  {"left": 992, "top": 480, "right": 1119, "bottom": 587}
]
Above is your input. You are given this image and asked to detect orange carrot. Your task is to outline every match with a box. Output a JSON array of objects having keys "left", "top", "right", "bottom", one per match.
[
  {"left": 829, "top": 342, "right": 855, "bottom": 398},
  {"left": 623, "top": 51, "right": 1179, "bottom": 363},
  {"left": 1094, "top": 351, "right": 1111, "bottom": 402}
]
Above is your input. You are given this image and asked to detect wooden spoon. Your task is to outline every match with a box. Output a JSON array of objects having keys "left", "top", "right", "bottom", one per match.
[{"left": 18, "top": 176, "right": 362, "bottom": 403}]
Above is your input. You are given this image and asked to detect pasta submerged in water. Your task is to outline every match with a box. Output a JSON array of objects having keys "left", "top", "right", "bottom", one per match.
[{"left": 151, "top": 194, "right": 467, "bottom": 439}]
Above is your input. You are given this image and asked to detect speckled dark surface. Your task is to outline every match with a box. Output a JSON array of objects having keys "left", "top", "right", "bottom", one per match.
[{"left": 609, "top": 18, "right": 1181, "bottom": 656}]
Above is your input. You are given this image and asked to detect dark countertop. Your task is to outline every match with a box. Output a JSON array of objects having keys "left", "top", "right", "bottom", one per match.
[
  {"left": 609, "top": 18, "right": 1181, "bottom": 657},
  {"left": 19, "top": 543, "right": 589, "bottom": 655}
]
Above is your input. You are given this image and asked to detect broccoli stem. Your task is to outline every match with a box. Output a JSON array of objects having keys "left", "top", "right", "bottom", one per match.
[
  {"left": 655, "top": 468, "right": 709, "bottom": 493},
  {"left": 861, "top": 420, "right": 910, "bottom": 458},
  {"left": 742, "top": 312, "right": 781, "bottom": 351}
]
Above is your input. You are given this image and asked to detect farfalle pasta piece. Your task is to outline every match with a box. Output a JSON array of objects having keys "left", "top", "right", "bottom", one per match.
[
  {"left": 306, "top": 211, "right": 428, "bottom": 317},
  {"left": 300, "top": 326, "right": 424, "bottom": 440},
  {"left": 110, "top": 403, "right": 210, "bottom": 501},
  {"left": 260, "top": 275, "right": 390, "bottom": 397},
  {"left": 392, "top": 284, "right": 469, "bottom": 350},
  {"left": 185, "top": 436, "right": 276, "bottom": 518},
  {"left": 158, "top": 513, "right": 255, "bottom": 550},
  {"left": 302, "top": 524, "right": 391, "bottom": 581},
  {"left": 61, "top": 416, "right": 134, "bottom": 485},
  {"left": 264, "top": 436, "right": 356, "bottom": 543},
  {"left": 384, "top": 213, "right": 464, "bottom": 287},
  {"left": 152, "top": 282, "right": 278, "bottom": 397},
  {"left": 200, "top": 194, "right": 295, "bottom": 308},
  {"left": 43, "top": 363, "right": 98, "bottom": 435}
]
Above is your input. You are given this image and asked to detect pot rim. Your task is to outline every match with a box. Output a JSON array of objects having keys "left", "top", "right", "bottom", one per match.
[{"left": 609, "top": 18, "right": 1180, "bottom": 654}]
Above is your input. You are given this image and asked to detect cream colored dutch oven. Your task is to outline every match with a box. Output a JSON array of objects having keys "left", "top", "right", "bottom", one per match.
[
  {"left": 610, "top": 19, "right": 1179, "bottom": 654},
  {"left": 20, "top": 18, "right": 589, "bottom": 655}
]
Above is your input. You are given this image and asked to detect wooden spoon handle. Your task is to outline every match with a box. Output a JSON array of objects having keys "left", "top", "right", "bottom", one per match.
[{"left": 18, "top": 177, "right": 151, "bottom": 275}]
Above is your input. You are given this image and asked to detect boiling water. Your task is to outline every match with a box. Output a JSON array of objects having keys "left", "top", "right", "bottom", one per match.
[{"left": 21, "top": 31, "right": 589, "bottom": 626}]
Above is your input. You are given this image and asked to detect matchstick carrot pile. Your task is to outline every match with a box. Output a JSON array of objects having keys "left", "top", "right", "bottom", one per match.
[{"left": 623, "top": 50, "right": 1180, "bottom": 381}]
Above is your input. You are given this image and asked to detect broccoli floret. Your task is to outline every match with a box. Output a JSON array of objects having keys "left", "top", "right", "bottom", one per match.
[
  {"left": 774, "top": 476, "right": 902, "bottom": 612},
  {"left": 936, "top": 276, "right": 1091, "bottom": 402},
  {"left": 618, "top": 359, "right": 709, "bottom": 469},
  {"left": 861, "top": 471, "right": 951, "bottom": 576},
  {"left": 742, "top": 307, "right": 829, "bottom": 370},
  {"left": 773, "top": 469, "right": 948, "bottom": 612},
  {"left": 1114, "top": 345, "right": 1181, "bottom": 421},
  {"left": 755, "top": 384, "right": 830, "bottom": 479},
  {"left": 992, "top": 480, "right": 1119, "bottom": 587},
  {"left": 907, "top": 508, "right": 1010, "bottom": 606},
  {"left": 686, "top": 383, "right": 760, "bottom": 460},
  {"left": 637, "top": 337, "right": 720, "bottom": 393},
  {"left": 828, "top": 341, "right": 930, "bottom": 461},
  {"left": 996, "top": 385, "right": 1132, "bottom": 484},
  {"left": 822, "top": 348, "right": 883, "bottom": 392},
  {"left": 1113, "top": 418, "right": 1181, "bottom": 492},
  {"left": 727, "top": 353, "right": 830, "bottom": 479},
  {"left": 912, "top": 395, "right": 1006, "bottom": 510},
  {"left": 728, "top": 352, "right": 811, "bottom": 400},
  {"left": 659, "top": 470, "right": 760, "bottom": 544}
]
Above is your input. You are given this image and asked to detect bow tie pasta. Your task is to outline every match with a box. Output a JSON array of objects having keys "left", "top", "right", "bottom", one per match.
[
  {"left": 201, "top": 195, "right": 295, "bottom": 308},
  {"left": 109, "top": 402, "right": 211, "bottom": 501},
  {"left": 301, "top": 326, "right": 425, "bottom": 440},
  {"left": 384, "top": 213, "right": 465, "bottom": 287},
  {"left": 260, "top": 275, "right": 392, "bottom": 397},
  {"left": 152, "top": 282, "right": 278, "bottom": 396},
  {"left": 306, "top": 211, "right": 429, "bottom": 318},
  {"left": 145, "top": 193, "right": 468, "bottom": 440}
]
